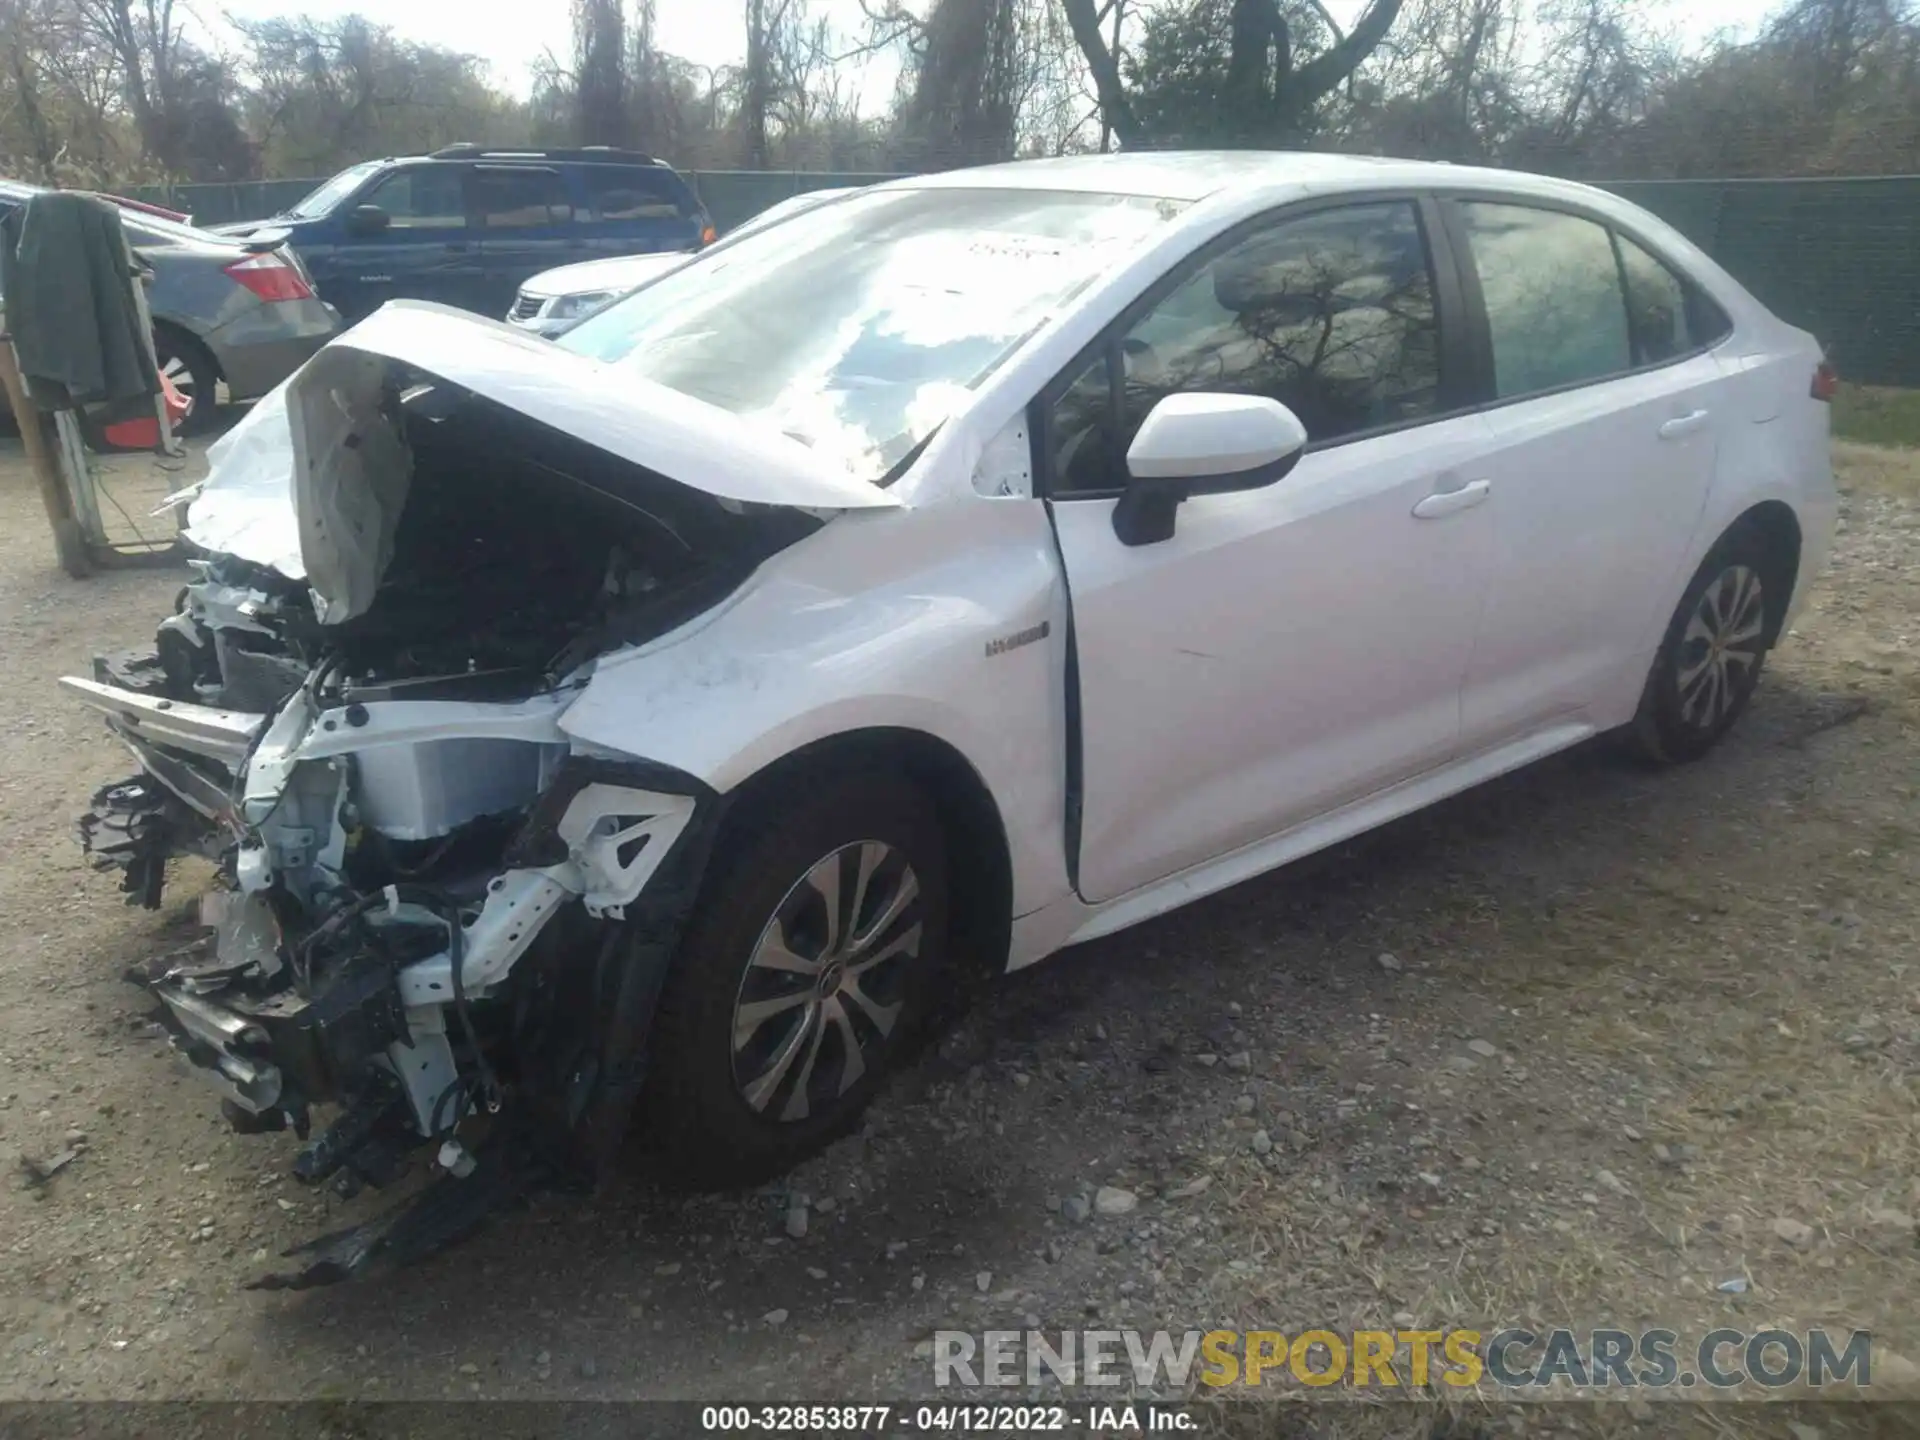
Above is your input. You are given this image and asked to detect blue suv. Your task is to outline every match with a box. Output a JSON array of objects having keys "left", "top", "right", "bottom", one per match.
[{"left": 215, "top": 145, "right": 713, "bottom": 324}]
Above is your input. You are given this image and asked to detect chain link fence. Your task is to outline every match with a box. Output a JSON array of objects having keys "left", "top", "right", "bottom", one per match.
[
  {"left": 1611, "top": 177, "right": 1920, "bottom": 388},
  {"left": 132, "top": 169, "right": 1920, "bottom": 388}
]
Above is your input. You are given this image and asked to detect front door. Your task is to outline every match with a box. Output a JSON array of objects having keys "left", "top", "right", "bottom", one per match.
[
  {"left": 324, "top": 163, "right": 479, "bottom": 322},
  {"left": 1042, "top": 200, "right": 1495, "bottom": 904}
]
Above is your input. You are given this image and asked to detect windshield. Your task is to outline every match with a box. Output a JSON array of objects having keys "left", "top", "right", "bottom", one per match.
[
  {"left": 284, "top": 162, "right": 382, "bottom": 220},
  {"left": 559, "top": 186, "right": 1187, "bottom": 484}
]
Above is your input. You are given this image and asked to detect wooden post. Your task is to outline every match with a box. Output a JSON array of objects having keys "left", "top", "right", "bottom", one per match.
[{"left": 0, "top": 336, "right": 90, "bottom": 577}]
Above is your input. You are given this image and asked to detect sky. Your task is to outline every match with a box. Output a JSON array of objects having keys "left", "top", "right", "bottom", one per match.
[{"left": 207, "top": 0, "right": 1778, "bottom": 103}]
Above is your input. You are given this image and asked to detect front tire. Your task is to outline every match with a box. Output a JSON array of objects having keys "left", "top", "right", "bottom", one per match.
[
  {"left": 1631, "top": 525, "right": 1775, "bottom": 763},
  {"left": 643, "top": 769, "right": 948, "bottom": 1187}
]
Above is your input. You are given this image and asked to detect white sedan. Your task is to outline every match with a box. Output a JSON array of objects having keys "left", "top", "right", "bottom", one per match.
[
  {"left": 504, "top": 186, "right": 858, "bottom": 336},
  {"left": 63, "top": 153, "right": 1834, "bottom": 1284}
]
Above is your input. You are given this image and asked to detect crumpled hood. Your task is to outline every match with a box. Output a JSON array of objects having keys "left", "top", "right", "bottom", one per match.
[{"left": 185, "top": 300, "right": 899, "bottom": 622}]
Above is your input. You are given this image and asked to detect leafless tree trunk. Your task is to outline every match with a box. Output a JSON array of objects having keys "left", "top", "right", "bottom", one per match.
[
  {"left": 75, "top": 0, "right": 179, "bottom": 168},
  {"left": 1062, "top": 0, "right": 1142, "bottom": 146},
  {"left": 742, "top": 0, "right": 778, "bottom": 166},
  {"left": 573, "top": 0, "right": 627, "bottom": 144}
]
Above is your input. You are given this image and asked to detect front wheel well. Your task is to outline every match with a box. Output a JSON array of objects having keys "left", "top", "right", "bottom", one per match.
[
  {"left": 715, "top": 729, "right": 1014, "bottom": 991},
  {"left": 1725, "top": 501, "right": 1802, "bottom": 645}
]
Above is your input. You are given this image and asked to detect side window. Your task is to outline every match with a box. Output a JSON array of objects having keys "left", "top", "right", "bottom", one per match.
[
  {"left": 581, "top": 168, "right": 695, "bottom": 223},
  {"left": 473, "top": 168, "right": 574, "bottom": 228},
  {"left": 1458, "top": 202, "right": 1629, "bottom": 398},
  {"left": 1050, "top": 350, "right": 1118, "bottom": 494},
  {"left": 360, "top": 167, "right": 467, "bottom": 230},
  {"left": 1616, "top": 232, "right": 1731, "bottom": 363},
  {"left": 1047, "top": 201, "right": 1442, "bottom": 494}
]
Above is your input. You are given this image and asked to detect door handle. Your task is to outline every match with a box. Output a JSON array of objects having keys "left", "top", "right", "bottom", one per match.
[
  {"left": 1658, "top": 409, "right": 1709, "bottom": 441},
  {"left": 1412, "top": 479, "right": 1491, "bottom": 519}
]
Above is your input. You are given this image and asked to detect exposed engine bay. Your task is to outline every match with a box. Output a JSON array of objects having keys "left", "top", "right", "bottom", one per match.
[{"left": 62, "top": 324, "right": 834, "bottom": 1287}]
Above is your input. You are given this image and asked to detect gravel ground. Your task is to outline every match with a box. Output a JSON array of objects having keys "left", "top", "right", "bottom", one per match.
[{"left": 0, "top": 435, "right": 1916, "bottom": 1434}]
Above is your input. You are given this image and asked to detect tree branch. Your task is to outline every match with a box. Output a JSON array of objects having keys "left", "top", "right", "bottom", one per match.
[
  {"left": 1291, "top": 0, "right": 1404, "bottom": 101},
  {"left": 1063, "top": 0, "right": 1143, "bottom": 146}
]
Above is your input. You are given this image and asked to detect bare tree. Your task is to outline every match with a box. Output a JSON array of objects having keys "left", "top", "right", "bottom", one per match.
[
  {"left": 73, "top": 0, "right": 178, "bottom": 165},
  {"left": 0, "top": 0, "right": 61, "bottom": 179},
  {"left": 742, "top": 0, "right": 785, "bottom": 166},
  {"left": 238, "top": 16, "right": 517, "bottom": 177},
  {"left": 1062, "top": 0, "right": 1142, "bottom": 145},
  {"left": 573, "top": 0, "right": 628, "bottom": 144},
  {"left": 1066, "top": 0, "right": 1406, "bottom": 147}
]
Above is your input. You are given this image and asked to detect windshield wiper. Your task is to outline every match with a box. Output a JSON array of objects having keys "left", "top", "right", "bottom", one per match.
[{"left": 879, "top": 425, "right": 942, "bottom": 489}]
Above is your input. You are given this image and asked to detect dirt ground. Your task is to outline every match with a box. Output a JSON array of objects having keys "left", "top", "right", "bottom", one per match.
[{"left": 0, "top": 432, "right": 1916, "bottom": 1435}]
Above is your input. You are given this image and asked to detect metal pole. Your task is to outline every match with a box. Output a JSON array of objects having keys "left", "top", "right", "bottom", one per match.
[{"left": 53, "top": 409, "right": 107, "bottom": 547}]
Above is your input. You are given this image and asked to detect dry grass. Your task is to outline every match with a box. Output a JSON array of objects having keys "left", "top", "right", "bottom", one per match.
[
  {"left": 1835, "top": 439, "right": 1920, "bottom": 499},
  {"left": 1831, "top": 385, "right": 1920, "bottom": 452}
]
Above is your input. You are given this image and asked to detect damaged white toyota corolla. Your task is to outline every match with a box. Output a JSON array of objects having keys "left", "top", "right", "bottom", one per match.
[{"left": 63, "top": 154, "right": 1836, "bottom": 1286}]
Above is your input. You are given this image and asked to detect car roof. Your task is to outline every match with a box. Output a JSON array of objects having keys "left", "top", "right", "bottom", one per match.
[
  {"left": 884, "top": 151, "right": 1618, "bottom": 209},
  {"left": 377, "top": 147, "right": 677, "bottom": 170}
]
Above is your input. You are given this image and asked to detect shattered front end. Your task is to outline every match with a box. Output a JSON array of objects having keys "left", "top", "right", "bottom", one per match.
[
  {"left": 58, "top": 305, "right": 859, "bottom": 1286},
  {"left": 67, "top": 645, "right": 714, "bottom": 1285}
]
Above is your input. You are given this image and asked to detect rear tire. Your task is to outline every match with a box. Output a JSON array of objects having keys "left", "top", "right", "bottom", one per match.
[
  {"left": 642, "top": 768, "right": 948, "bottom": 1188},
  {"left": 151, "top": 326, "right": 218, "bottom": 436},
  {"left": 1631, "top": 524, "right": 1776, "bottom": 763}
]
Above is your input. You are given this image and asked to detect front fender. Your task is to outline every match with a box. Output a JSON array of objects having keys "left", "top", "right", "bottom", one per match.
[{"left": 559, "top": 500, "right": 1073, "bottom": 917}]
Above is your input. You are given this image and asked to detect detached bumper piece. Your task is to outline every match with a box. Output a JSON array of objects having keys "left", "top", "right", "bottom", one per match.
[
  {"left": 248, "top": 1131, "right": 549, "bottom": 1290},
  {"left": 78, "top": 777, "right": 179, "bottom": 908}
]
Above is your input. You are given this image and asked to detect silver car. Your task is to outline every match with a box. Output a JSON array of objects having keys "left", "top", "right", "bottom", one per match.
[{"left": 0, "top": 180, "right": 341, "bottom": 432}]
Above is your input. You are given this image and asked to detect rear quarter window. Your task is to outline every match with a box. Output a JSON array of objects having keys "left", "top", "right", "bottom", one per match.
[
  {"left": 1615, "top": 233, "right": 1732, "bottom": 364},
  {"left": 580, "top": 167, "right": 698, "bottom": 223}
]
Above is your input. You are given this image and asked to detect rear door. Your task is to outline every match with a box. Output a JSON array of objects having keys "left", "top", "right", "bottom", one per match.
[
  {"left": 328, "top": 163, "right": 478, "bottom": 321},
  {"left": 471, "top": 165, "right": 580, "bottom": 316},
  {"left": 576, "top": 165, "right": 705, "bottom": 259},
  {"left": 1444, "top": 198, "right": 1737, "bottom": 748}
]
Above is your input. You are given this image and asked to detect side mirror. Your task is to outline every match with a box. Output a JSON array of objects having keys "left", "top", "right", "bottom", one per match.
[
  {"left": 345, "top": 204, "right": 390, "bottom": 236},
  {"left": 1113, "top": 393, "right": 1309, "bottom": 547}
]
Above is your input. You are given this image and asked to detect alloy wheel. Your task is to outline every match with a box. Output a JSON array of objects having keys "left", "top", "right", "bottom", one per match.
[
  {"left": 730, "top": 840, "right": 923, "bottom": 1122},
  {"left": 1676, "top": 563, "right": 1765, "bottom": 730},
  {"left": 158, "top": 351, "right": 198, "bottom": 420}
]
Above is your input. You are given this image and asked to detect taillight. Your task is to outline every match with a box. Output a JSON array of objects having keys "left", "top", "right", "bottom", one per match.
[
  {"left": 1811, "top": 359, "right": 1839, "bottom": 402},
  {"left": 223, "top": 251, "right": 313, "bottom": 303}
]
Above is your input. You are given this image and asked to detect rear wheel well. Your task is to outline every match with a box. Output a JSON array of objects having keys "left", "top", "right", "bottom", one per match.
[
  {"left": 151, "top": 318, "right": 221, "bottom": 380},
  {"left": 1727, "top": 501, "right": 1802, "bottom": 645},
  {"left": 715, "top": 729, "right": 1014, "bottom": 991}
]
